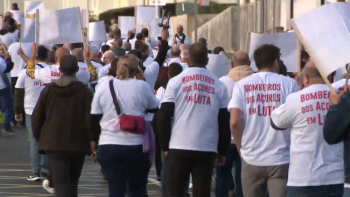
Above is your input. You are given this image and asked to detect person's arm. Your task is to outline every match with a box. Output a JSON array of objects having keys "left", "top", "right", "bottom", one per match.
[
  {"left": 270, "top": 98, "right": 294, "bottom": 130},
  {"left": 324, "top": 92, "right": 350, "bottom": 144},
  {"left": 184, "top": 36, "right": 191, "bottom": 46},
  {"left": 154, "top": 29, "right": 169, "bottom": 67},
  {"left": 143, "top": 82, "right": 160, "bottom": 111},
  {"left": 90, "top": 85, "right": 103, "bottom": 148},
  {"left": 13, "top": 70, "right": 26, "bottom": 121},
  {"left": 83, "top": 46, "right": 98, "bottom": 82},
  {"left": 31, "top": 88, "right": 47, "bottom": 142},
  {"left": 17, "top": 46, "right": 31, "bottom": 63}
]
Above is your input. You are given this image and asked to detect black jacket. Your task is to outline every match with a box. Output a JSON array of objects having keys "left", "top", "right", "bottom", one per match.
[
  {"left": 32, "top": 76, "right": 93, "bottom": 154},
  {"left": 323, "top": 92, "right": 350, "bottom": 183}
]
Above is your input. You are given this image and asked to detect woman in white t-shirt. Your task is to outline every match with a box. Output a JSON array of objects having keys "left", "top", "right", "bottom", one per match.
[{"left": 90, "top": 54, "right": 159, "bottom": 197}]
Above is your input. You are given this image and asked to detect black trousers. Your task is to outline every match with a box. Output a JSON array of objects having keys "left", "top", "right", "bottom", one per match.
[
  {"left": 48, "top": 152, "right": 86, "bottom": 197},
  {"left": 166, "top": 149, "right": 216, "bottom": 197}
]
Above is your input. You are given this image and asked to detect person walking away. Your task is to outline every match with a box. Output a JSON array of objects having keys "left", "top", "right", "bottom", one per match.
[
  {"left": 31, "top": 55, "right": 93, "bottom": 197},
  {"left": 90, "top": 54, "right": 159, "bottom": 197},
  {"left": 98, "top": 51, "right": 116, "bottom": 80},
  {"left": 157, "top": 43, "right": 231, "bottom": 197},
  {"left": 216, "top": 50, "right": 253, "bottom": 197},
  {"left": 229, "top": 44, "right": 299, "bottom": 197},
  {"left": 271, "top": 61, "right": 344, "bottom": 197},
  {"left": 14, "top": 46, "right": 50, "bottom": 181},
  {"left": 0, "top": 46, "right": 14, "bottom": 134}
]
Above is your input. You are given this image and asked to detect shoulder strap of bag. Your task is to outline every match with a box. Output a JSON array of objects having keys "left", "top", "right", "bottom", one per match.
[
  {"left": 109, "top": 79, "right": 121, "bottom": 115},
  {"left": 181, "top": 34, "right": 186, "bottom": 44},
  {"left": 36, "top": 64, "right": 44, "bottom": 68}
]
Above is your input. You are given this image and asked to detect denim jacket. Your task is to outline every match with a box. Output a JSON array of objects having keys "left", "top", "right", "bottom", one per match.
[{"left": 324, "top": 92, "right": 350, "bottom": 184}]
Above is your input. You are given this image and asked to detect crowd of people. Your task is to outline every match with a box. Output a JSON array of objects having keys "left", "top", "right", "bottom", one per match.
[{"left": 1, "top": 2, "right": 350, "bottom": 197}]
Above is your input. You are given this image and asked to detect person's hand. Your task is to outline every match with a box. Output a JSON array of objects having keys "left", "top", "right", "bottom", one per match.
[
  {"left": 329, "top": 90, "right": 346, "bottom": 105},
  {"left": 90, "top": 141, "right": 97, "bottom": 162},
  {"left": 147, "top": 36, "right": 151, "bottom": 43},
  {"left": 164, "top": 151, "right": 168, "bottom": 156},
  {"left": 133, "top": 28, "right": 136, "bottom": 33},
  {"left": 15, "top": 114, "right": 23, "bottom": 122},
  {"left": 17, "top": 47, "right": 23, "bottom": 55},
  {"left": 83, "top": 46, "right": 90, "bottom": 60},
  {"left": 30, "top": 43, "right": 37, "bottom": 59},
  {"left": 161, "top": 29, "right": 169, "bottom": 41},
  {"left": 214, "top": 156, "right": 226, "bottom": 168},
  {"left": 173, "top": 36, "right": 177, "bottom": 44},
  {"left": 4, "top": 52, "right": 10, "bottom": 60}
]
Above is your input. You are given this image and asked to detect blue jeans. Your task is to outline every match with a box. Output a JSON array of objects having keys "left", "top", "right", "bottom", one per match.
[
  {"left": 0, "top": 88, "right": 13, "bottom": 130},
  {"left": 161, "top": 151, "right": 189, "bottom": 197},
  {"left": 98, "top": 145, "right": 150, "bottom": 197},
  {"left": 287, "top": 184, "right": 343, "bottom": 197},
  {"left": 26, "top": 114, "right": 49, "bottom": 175},
  {"left": 344, "top": 188, "right": 350, "bottom": 197},
  {"left": 215, "top": 143, "right": 243, "bottom": 197}
]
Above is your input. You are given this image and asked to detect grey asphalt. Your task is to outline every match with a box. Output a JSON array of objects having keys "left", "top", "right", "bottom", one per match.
[{"left": 0, "top": 123, "right": 163, "bottom": 197}]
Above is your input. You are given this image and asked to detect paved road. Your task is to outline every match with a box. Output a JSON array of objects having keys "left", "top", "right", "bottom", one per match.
[{"left": 0, "top": 123, "right": 163, "bottom": 197}]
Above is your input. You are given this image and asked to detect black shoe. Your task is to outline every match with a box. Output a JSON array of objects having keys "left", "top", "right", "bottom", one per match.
[
  {"left": 41, "top": 172, "right": 48, "bottom": 178},
  {"left": 2, "top": 129, "right": 16, "bottom": 135},
  {"left": 27, "top": 174, "right": 41, "bottom": 181},
  {"left": 156, "top": 177, "right": 161, "bottom": 183}
]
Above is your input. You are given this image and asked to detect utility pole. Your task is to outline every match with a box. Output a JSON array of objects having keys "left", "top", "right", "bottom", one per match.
[
  {"left": 194, "top": 0, "right": 198, "bottom": 42},
  {"left": 272, "top": 0, "right": 275, "bottom": 33}
]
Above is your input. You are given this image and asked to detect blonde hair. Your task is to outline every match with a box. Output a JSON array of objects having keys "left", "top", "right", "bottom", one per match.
[{"left": 116, "top": 55, "right": 140, "bottom": 80}]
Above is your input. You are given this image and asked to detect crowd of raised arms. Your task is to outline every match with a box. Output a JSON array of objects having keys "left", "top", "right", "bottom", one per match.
[{"left": 1, "top": 2, "right": 350, "bottom": 197}]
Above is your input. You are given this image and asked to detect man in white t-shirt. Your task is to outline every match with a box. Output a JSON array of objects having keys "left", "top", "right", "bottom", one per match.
[
  {"left": 168, "top": 25, "right": 191, "bottom": 47},
  {"left": 157, "top": 43, "right": 231, "bottom": 197},
  {"left": 229, "top": 44, "right": 298, "bottom": 197},
  {"left": 270, "top": 61, "right": 344, "bottom": 196},
  {"left": 216, "top": 51, "right": 252, "bottom": 197},
  {"left": 23, "top": 44, "right": 97, "bottom": 84},
  {"left": 168, "top": 46, "right": 181, "bottom": 65},
  {"left": 71, "top": 48, "right": 94, "bottom": 86},
  {"left": 8, "top": 42, "right": 31, "bottom": 87},
  {"left": 14, "top": 46, "right": 49, "bottom": 182},
  {"left": 98, "top": 51, "right": 116, "bottom": 81}
]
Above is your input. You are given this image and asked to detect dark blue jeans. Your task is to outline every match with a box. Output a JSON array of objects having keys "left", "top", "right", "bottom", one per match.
[
  {"left": 344, "top": 188, "right": 350, "bottom": 197},
  {"left": 287, "top": 184, "right": 343, "bottom": 197},
  {"left": 215, "top": 143, "right": 243, "bottom": 197},
  {"left": 98, "top": 145, "right": 150, "bottom": 197},
  {"left": 0, "top": 88, "right": 13, "bottom": 130}
]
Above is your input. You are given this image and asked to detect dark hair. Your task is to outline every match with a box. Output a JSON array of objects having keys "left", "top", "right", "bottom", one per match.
[
  {"left": 134, "top": 40, "right": 144, "bottom": 51},
  {"left": 189, "top": 43, "right": 208, "bottom": 66},
  {"left": 60, "top": 55, "right": 78, "bottom": 76},
  {"left": 11, "top": 3, "right": 19, "bottom": 10},
  {"left": 37, "top": 46, "right": 48, "bottom": 61},
  {"left": 71, "top": 43, "right": 84, "bottom": 50},
  {"left": 136, "top": 33, "right": 144, "bottom": 40},
  {"left": 198, "top": 38, "right": 207, "bottom": 46},
  {"left": 300, "top": 50, "right": 309, "bottom": 70},
  {"left": 114, "top": 38, "right": 123, "bottom": 48},
  {"left": 107, "top": 58, "right": 120, "bottom": 77},
  {"left": 213, "top": 47, "right": 225, "bottom": 54},
  {"left": 171, "top": 47, "right": 180, "bottom": 57},
  {"left": 253, "top": 44, "right": 280, "bottom": 70},
  {"left": 168, "top": 63, "right": 183, "bottom": 78},
  {"left": 141, "top": 28, "right": 149, "bottom": 38},
  {"left": 128, "top": 50, "right": 142, "bottom": 60},
  {"left": 115, "top": 28, "right": 121, "bottom": 38},
  {"left": 278, "top": 59, "right": 287, "bottom": 76},
  {"left": 47, "top": 51, "right": 55, "bottom": 64},
  {"left": 105, "top": 25, "right": 110, "bottom": 33},
  {"left": 140, "top": 44, "right": 149, "bottom": 53},
  {"left": 101, "top": 45, "right": 110, "bottom": 54}
]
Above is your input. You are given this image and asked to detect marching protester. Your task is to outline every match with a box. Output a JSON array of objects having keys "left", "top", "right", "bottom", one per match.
[
  {"left": 142, "top": 28, "right": 159, "bottom": 48},
  {"left": 157, "top": 43, "right": 231, "bottom": 197},
  {"left": 229, "top": 44, "right": 298, "bottom": 197},
  {"left": 216, "top": 50, "right": 253, "bottom": 197},
  {"left": 0, "top": 45, "right": 14, "bottom": 134},
  {"left": 95, "top": 58, "right": 119, "bottom": 90},
  {"left": 168, "top": 46, "right": 182, "bottom": 65},
  {"left": 98, "top": 51, "right": 117, "bottom": 80},
  {"left": 0, "top": 17, "right": 19, "bottom": 48},
  {"left": 32, "top": 54, "right": 93, "bottom": 197},
  {"left": 14, "top": 46, "right": 50, "bottom": 181},
  {"left": 112, "top": 38, "right": 126, "bottom": 57},
  {"left": 9, "top": 3, "right": 24, "bottom": 26},
  {"left": 90, "top": 54, "right": 159, "bottom": 197},
  {"left": 271, "top": 61, "right": 344, "bottom": 197},
  {"left": 168, "top": 25, "right": 191, "bottom": 47},
  {"left": 180, "top": 49, "right": 189, "bottom": 70}
]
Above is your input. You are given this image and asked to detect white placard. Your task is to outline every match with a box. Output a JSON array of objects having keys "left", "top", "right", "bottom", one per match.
[
  {"left": 292, "top": 2, "right": 350, "bottom": 80},
  {"left": 248, "top": 32, "right": 297, "bottom": 72},
  {"left": 89, "top": 21, "right": 106, "bottom": 42},
  {"left": 25, "top": 1, "right": 44, "bottom": 15},
  {"left": 20, "top": 18, "right": 35, "bottom": 43},
  {"left": 37, "top": 7, "right": 83, "bottom": 45},
  {"left": 135, "top": 6, "right": 173, "bottom": 37},
  {"left": 149, "top": 0, "right": 166, "bottom": 6},
  {"left": 119, "top": 16, "right": 135, "bottom": 38},
  {"left": 80, "top": 9, "right": 89, "bottom": 28},
  {"left": 206, "top": 53, "right": 231, "bottom": 79}
]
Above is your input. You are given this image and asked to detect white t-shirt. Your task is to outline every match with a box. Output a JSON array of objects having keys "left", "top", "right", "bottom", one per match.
[
  {"left": 34, "top": 63, "right": 90, "bottom": 85},
  {"left": 8, "top": 42, "right": 32, "bottom": 77},
  {"left": 162, "top": 67, "right": 229, "bottom": 153},
  {"left": 228, "top": 72, "right": 299, "bottom": 166},
  {"left": 156, "top": 86, "right": 165, "bottom": 108},
  {"left": 10, "top": 10, "right": 24, "bottom": 25},
  {"left": 98, "top": 63, "right": 111, "bottom": 81},
  {"left": 219, "top": 76, "right": 235, "bottom": 101},
  {"left": 91, "top": 61, "right": 103, "bottom": 84},
  {"left": 143, "top": 56, "right": 155, "bottom": 67},
  {"left": 91, "top": 78, "right": 159, "bottom": 145},
  {"left": 168, "top": 35, "right": 191, "bottom": 47},
  {"left": 0, "top": 32, "right": 18, "bottom": 48},
  {"left": 168, "top": 57, "right": 181, "bottom": 65},
  {"left": 146, "top": 37, "right": 159, "bottom": 48},
  {"left": 332, "top": 79, "right": 350, "bottom": 93},
  {"left": 180, "top": 63, "right": 189, "bottom": 70},
  {"left": 15, "top": 63, "right": 48, "bottom": 115},
  {"left": 95, "top": 75, "right": 115, "bottom": 91},
  {"left": 271, "top": 84, "right": 344, "bottom": 186},
  {"left": 144, "top": 62, "right": 159, "bottom": 90}
]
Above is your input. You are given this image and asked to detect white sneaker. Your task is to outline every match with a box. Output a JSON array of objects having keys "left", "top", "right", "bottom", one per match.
[
  {"left": 189, "top": 183, "right": 193, "bottom": 189},
  {"left": 42, "top": 179, "right": 55, "bottom": 194}
]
